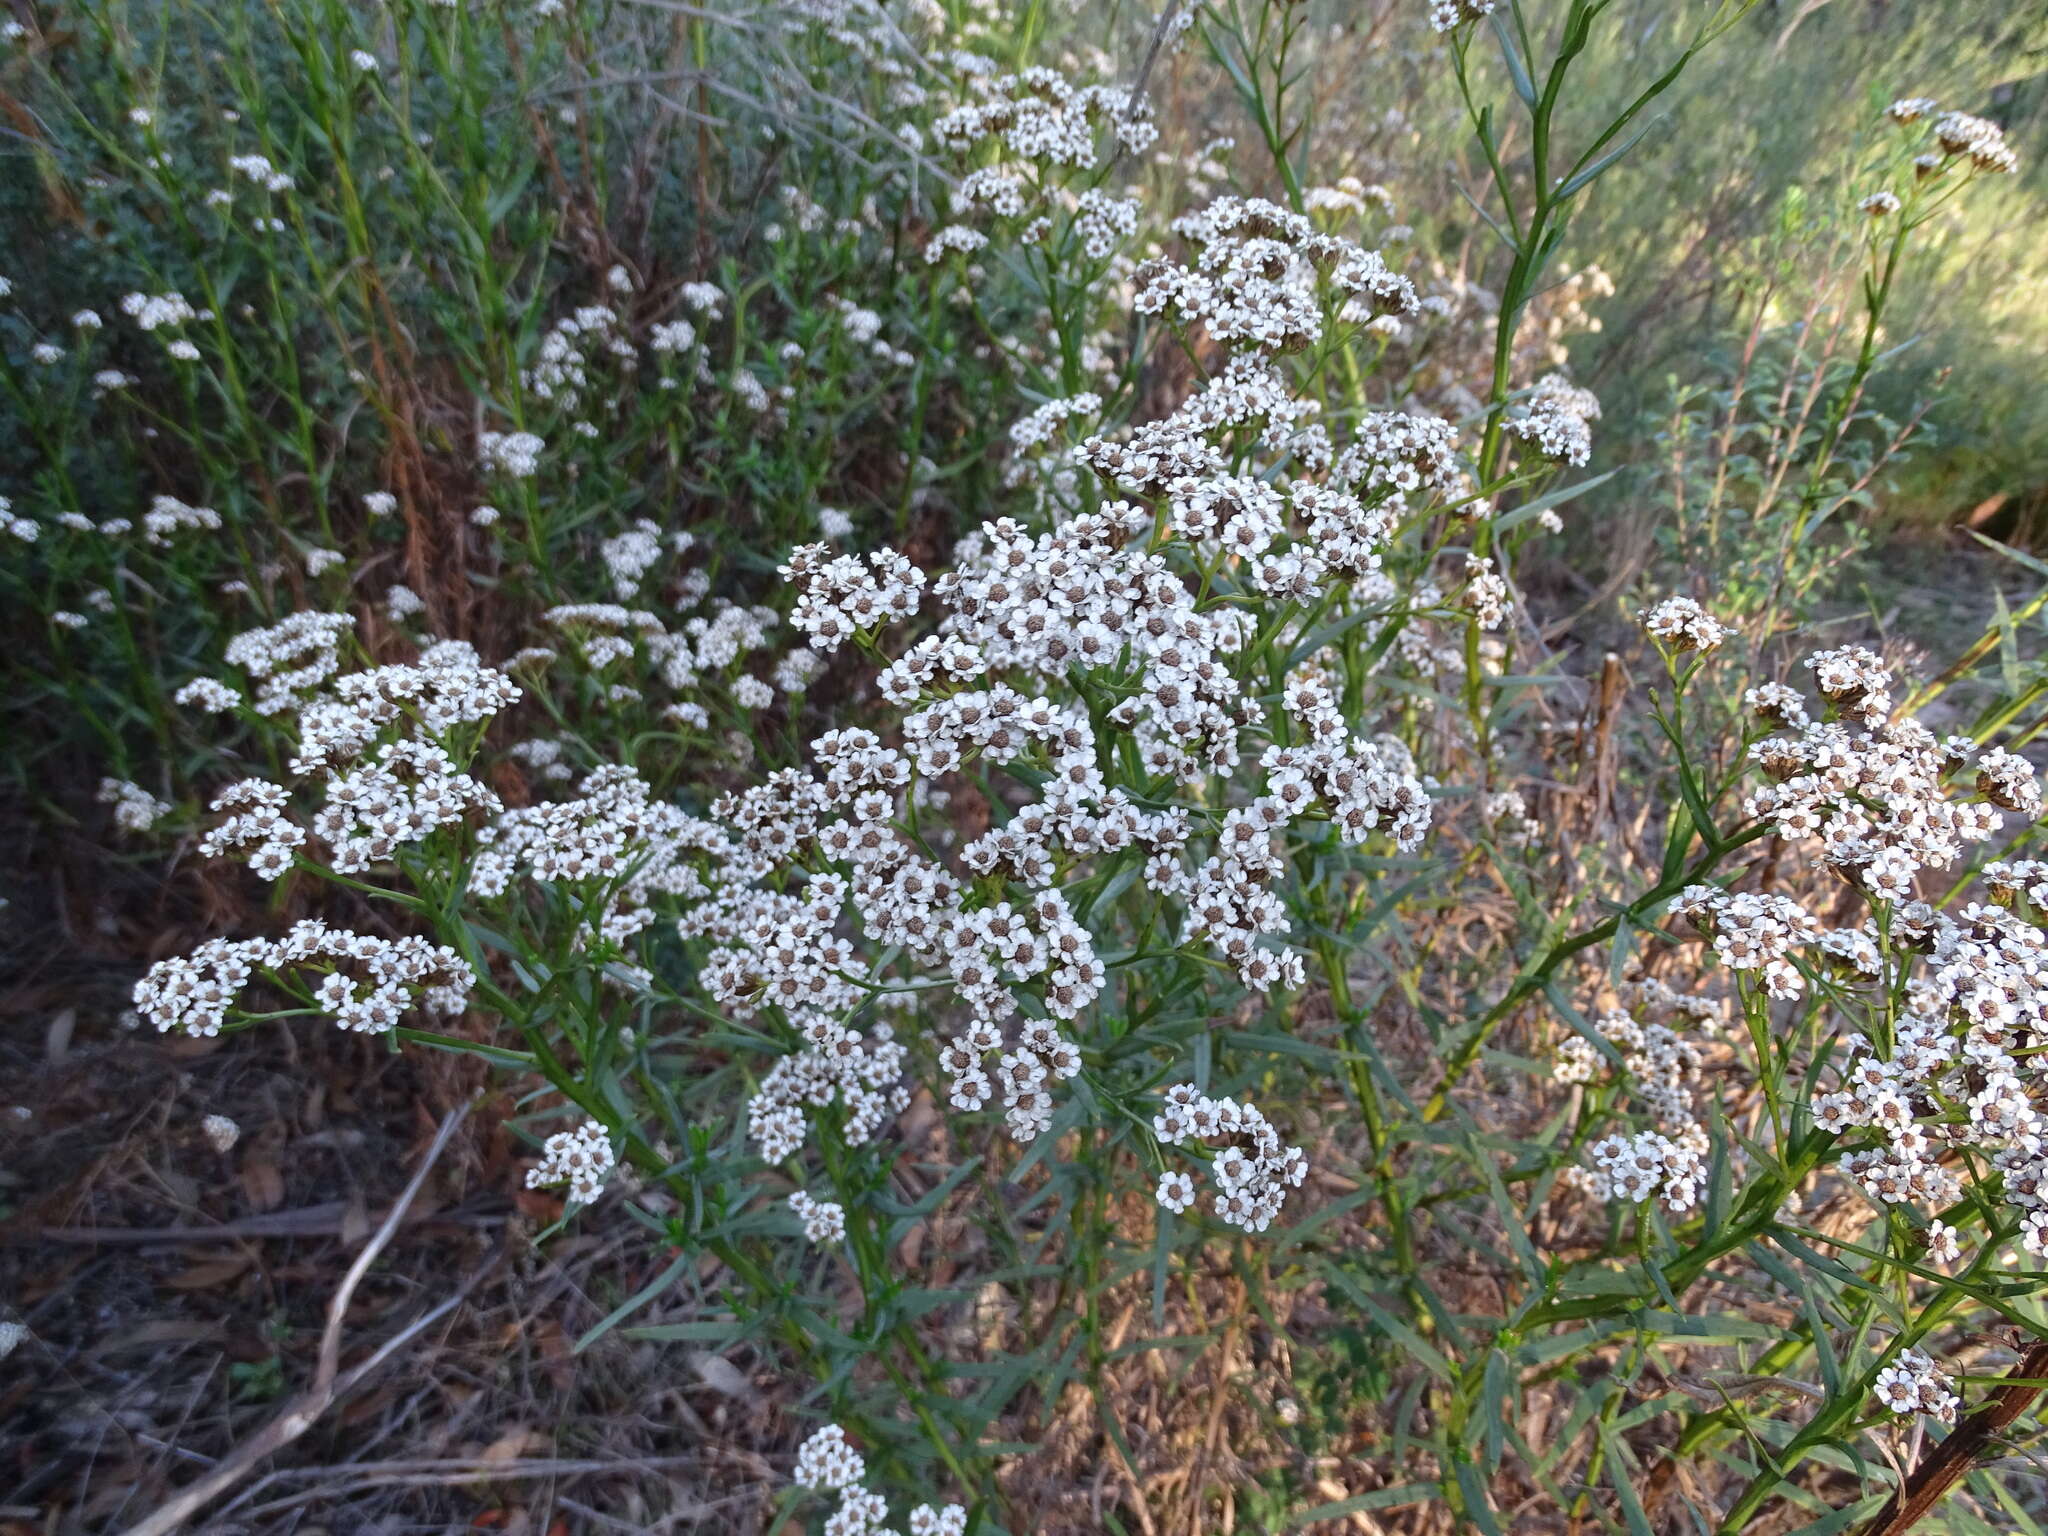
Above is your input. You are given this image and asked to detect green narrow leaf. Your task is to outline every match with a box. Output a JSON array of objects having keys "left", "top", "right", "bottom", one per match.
[{"left": 1488, "top": 13, "right": 1538, "bottom": 106}]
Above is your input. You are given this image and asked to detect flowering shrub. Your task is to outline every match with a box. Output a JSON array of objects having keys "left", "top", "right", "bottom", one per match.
[{"left": 6, "top": 0, "right": 2048, "bottom": 1532}]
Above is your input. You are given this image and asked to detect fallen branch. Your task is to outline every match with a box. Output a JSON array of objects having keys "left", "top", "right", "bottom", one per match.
[
  {"left": 21, "top": 1198, "right": 506, "bottom": 1246},
  {"left": 116, "top": 1100, "right": 483, "bottom": 1536}
]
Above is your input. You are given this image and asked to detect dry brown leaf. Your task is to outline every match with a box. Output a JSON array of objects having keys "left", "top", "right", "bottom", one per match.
[
  {"left": 478, "top": 1424, "right": 545, "bottom": 1464},
  {"left": 163, "top": 1256, "right": 251, "bottom": 1290},
  {"left": 240, "top": 1157, "right": 285, "bottom": 1212}
]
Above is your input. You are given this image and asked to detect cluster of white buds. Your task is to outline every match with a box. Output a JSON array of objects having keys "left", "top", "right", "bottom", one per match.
[
  {"left": 1872, "top": 1348, "right": 1960, "bottom": 1423},
  {"left": 1152, "top": 1085, "right": 1308, "bottom": 1232},
  {"left": 525, "top": 1119, "right": 616, "bottom": 1206},
  {"left": 200, "top": 1114, "right": 240, "bottom": 1154},
  {"left": 97, "top": 777, "right": 171, "bottom": 833},
  {"left": 788, "top": 1189, "right": 846, "bottom": 1244},
  {"left": 790, "top": 1424, "right": 967, "bottom": 1536},
  {"left": 1640, "top": 595, "right": 1729, "bottom": 653},
  {"left": 133, "top": 920, "right": 473, "bottom": 1037}
]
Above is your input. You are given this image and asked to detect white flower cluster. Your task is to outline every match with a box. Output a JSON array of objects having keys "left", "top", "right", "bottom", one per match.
[
  {"left": 1137, "top": 196, "right": 1417, "bottom": 357},
  {"left": 311, "top": 739, "right": 502, "bottom": 874},
  {"left": 1463, "top": 553, "right": 1509, "bottom": 630},
  {"left": 1798, "top": 898, "right": 2048, "bottom": 1236},
  {"left": 1638, "top": 654, "right": 2048, "bottom": 1250},
  {"left": 1670, "top": 886, "right": 1822, "bottom": 1000},
  {"left": 473, "top": 765, "right": 719, "bottom": 947},
  {"left": 1741, "top": 649, "right": 2027, "bottom": 902},
  {"left": 1429, "top": 0, "right": 1497, "bottom": 33},
  {"left": 228, "top": 152, "right": 295, "bottom": 191},
  {"left": 1007, "top": 391, "right": 1100, "bottom": 462},
  {"left": 1073, "top": 187, "right": 1141, "bottom": 260},
  {"left": 218, "top": 610, "right": 355, "bottom": 715},
  {"left": 133, "top": 920, "right": 473, "bottom": 1036},
  {"left": 524, "top": 304, "right": 635, "bottom": 411},
  {"left": 541, "top": 595, "right": 788, "bottom": 722},
  {"left": 599, "top": 518, "right": 686, "bottom": 599},
  {"left": 923, "top": 224, "right": 987, "bottom": 264},
  {"left": 143, "top": 494, "right": 222, "bottom": 545},
  {"left": 1576, "top": 1128, "right": 1707, "bottom": 1212},
  {"left": 287, "top": 651, "right": 521, "bottom": 777},
  {"left": 1931, "top": 110, "right": 2018, "bottom": 175},
  {"left": 525, "top": 1119, "right": 616, "bottom": 1206},
  {"left": 199, "top": 778, "right": 306, "bottom": 879},
  {"left": 119, "top": 291, "right": 197, "bottom": 330},
  {"left": 789, "top": 1189, "right": 846, "bottom": 1244},
  {"left": 1558, "top": 986, "right": 1724, "bottom": 1213},
  {"left": 1, "top": 495, "right": 35, "bottom": 542},
  {"left": 933, "top": 65, "right": 1156, "bottom": 168},
  {"left": 790, "top": 1424, "right": 966, "bottom": 1536},
  {"left": 1506, "top": 372, "right": 1601, "bottom": 467},
  {"left": 97, "top": 776, "right": 170, "bottom": 833},
  {"left": 479, "top": 428, "right": 545, "bottom": 478},
  {"left": 1152, "top": 1085, "right": 1308, "bottom": 1232},
  {"left": 785, "top": 544, "right": 926, "bottom": 649},
  {"left": 648, "top": 317, "right": 698, "bottom": 355},
  {"left": 1640, "top": 595, "right": 1729, "bottom": 653},
  {"left": 1872, "top": 1348, "right": 1959, "bottom": 1423},
  {"left": 602, "top": 193, "right": 1441, "bottom": 1196}
]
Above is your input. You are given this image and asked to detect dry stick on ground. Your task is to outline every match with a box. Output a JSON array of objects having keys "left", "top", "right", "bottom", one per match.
[
  {"left": 1856, "top": 1340, "right": 2048, "bottom": 1536},
  {"left": 115, "top": 1099, "right": 483, "bottom": 1536}
]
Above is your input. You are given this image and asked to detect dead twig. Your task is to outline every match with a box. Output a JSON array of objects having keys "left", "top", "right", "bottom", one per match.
[{"left": 115, "top": 1100, "right": 482, "bottom": 1536}]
